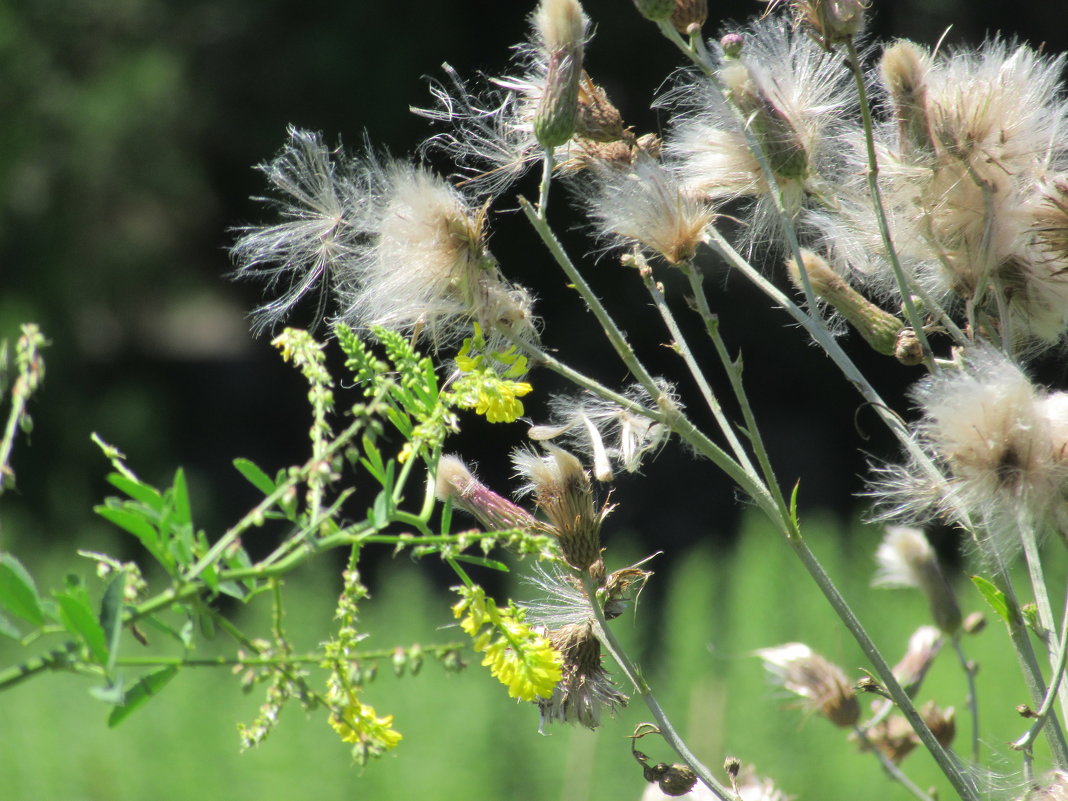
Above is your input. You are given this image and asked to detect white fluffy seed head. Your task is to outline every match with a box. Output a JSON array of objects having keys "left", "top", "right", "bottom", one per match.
[{"left": 581, "top": 155, "right": 715, "bottom": 265}]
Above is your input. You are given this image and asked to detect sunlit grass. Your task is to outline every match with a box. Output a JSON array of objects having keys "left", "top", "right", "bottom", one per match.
[{"left": 0, "top": 513, "right": 1055, "bottom": 800}]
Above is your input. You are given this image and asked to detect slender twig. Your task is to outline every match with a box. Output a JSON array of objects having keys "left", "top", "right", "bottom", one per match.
[
  {"left": 843, "top": 38, "right": 934, "bottom": 364},
  {"left": 951, "top": 636, "right": 981, "bottom": 763},
  {"left": 579, "top": 573, "right": 734, "bottom": 801},
  {"left": 1013, "top": 580, "right": 1068, "bottom": 754}
]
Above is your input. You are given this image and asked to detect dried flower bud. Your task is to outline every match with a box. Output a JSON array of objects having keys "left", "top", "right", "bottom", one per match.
[
  {"left": 657, "top": 764, "right": 698, "bottom": 796},
  {"left": 513, "top": 445, "right": 609, "bottom": 571},
  {"left": 891, "top": 626, "right": 943, "bottom": 695},
  {"left": 671, "top": 0, "right": 707, "bottom": 35},
  {"left": 724, "top": 756, "right": 741, "bottom": 780},
  {"left": 539, "top": 622, "right": 627, "bottom": 729},
  {"left": 757, "top": 643, "right": 859, "bottom": 727},
  {"left": 533, "top": 0, "right": 587, "bottom": 149},
  {"left": 632, "top": 0, "right": 675, "bottom": 22},
  {"left": 963, "top": 611, "right": 987, "bottom": 635},
  {"left": 921, "top": 700, "right": 956, "bottom": 749},
  {"left": 880, "top": 40, "right": 934, "bottom": 156},
  {"left": 786, "top": 250, "right": 904, "bottom": 355},
  {"left": 575, "top": 74, "right": 627, "bottom": 143},
  {"left": 790, "top": 0, "right": 866, "bottom": 49},
  {"left": 863, "top": 714, "right": 917, "bottom": 764}
]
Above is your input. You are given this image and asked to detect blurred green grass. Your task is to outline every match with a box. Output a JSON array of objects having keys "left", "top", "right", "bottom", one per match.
[{"left": 0, "top": 513, "right": 1052, "bottom": 800}]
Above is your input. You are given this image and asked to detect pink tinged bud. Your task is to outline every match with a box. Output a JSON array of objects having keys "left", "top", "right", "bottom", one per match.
[
  {"left": 720, "top": 33, "right": 744, "bottom": 59},
  {"left": 435, "top": 455, "right": 540, "bottom": 532},
  {"left": 891, "top": 626, "right": 943, "bottom": 695}
]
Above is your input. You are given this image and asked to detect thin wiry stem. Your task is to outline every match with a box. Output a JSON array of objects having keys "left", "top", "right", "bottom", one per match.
[
  {"left": 843, "top": 38, "right": 934, "bottom": 365},
  {"left": 1019, "top": 513, "right": 1068, "bottom": 741},
  {"left": 1014, "top": 580, "right": 1068, "bottom": 755},
  {"left": 578, "top": 572, "right": 734, "bottom": 801},
  {"left": 951, "top": 636, "right": 981, "bottom": 763},
  {"left": 636, "top": 258, "right": 761, "bottom": 480}
]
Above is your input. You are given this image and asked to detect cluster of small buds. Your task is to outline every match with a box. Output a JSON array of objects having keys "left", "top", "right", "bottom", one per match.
[{"left": 755, "top": 642, "right": 859, "bottom": 727}]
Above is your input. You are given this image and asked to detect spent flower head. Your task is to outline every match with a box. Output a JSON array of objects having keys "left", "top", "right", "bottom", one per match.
[
  {"left": 756, "top": 642, "right": 859, "bottom": 727},
  {"left": 871, "top": 347, "right": 1068, "bottom": 559},
  {"left": 873, "top": 526, "right": 961, "bottom": 635},
  {"left": 662, "top": 15, "right": 855, "bottom": 252},
  {"left": 528, "top": 382, "right": 673, "bottom": 482},
  {"left": 232, "top": 127, "right": 535, "bottom": 348}
]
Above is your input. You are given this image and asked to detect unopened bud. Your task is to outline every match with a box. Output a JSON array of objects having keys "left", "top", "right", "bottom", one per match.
[
  {"left": 671, "top": 0, "right": 707, "bottom": 35},
  {"left": 436, "top": 455, "right": 542, "bottom": 532},
  {"left": 533, "top": 0, "right": 587, "bottom": 149},
  {"left": 894, "top": 328, "right": 925, "bottom": 366},
  {"left": 787, "top": 250, "right": 905, "bottom": 355},
  {"left": 632, "top": 0, "right": 674, "bottom": 22},
  {"left": 720, "top": 33, "right": 744, "bottom": 59},
  {"left": 724, "top": 756, "right": 741, "bottom": 780}
]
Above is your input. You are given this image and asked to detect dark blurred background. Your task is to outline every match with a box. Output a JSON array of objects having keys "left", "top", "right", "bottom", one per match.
[{"left": 2, "top": 0, "right": 1065, "bottom": 564}]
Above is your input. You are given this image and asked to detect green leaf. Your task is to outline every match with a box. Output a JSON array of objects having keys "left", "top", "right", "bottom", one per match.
[
  {"left": 106, "top": 474, "right": 163, "bottom": 511},
  {"left": 55, "top": 591, "right": 108, "bottom": 665},
  {"left": 0, "top": 610, "right": 21, "bottom": 640},
  {"left": 971, "top": 575, "right": 1009, "bottom": 622},
  {"left": 233, "top": 458, "right": 276, "bottom": 495},
  {"left": 789, "top": 481, "right": 801, "bottom": 528},
  {"left": 171, "top": 468, "right": 191, "bottom": 528},
  {"left": 95, "top": 507, "right": 160, "bottom": 555},
  {"left": 0, "top": 553, "right": 44, "bottom": 625},
  {"left": 100, "top": 573, "right": 126, "bottom": 676},
  {"left": 107, "top": 666, "right": 179, "bottom": 727}
]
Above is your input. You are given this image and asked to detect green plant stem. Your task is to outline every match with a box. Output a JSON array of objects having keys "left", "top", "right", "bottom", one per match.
[
  {"left": 853, "top": 725, "right": 936, "bottom": 801},
  {"left": 1014, "top": 581, "right": 1068, "bottom": 754},
  {"left": 843, "top": 38, "right": 933, "bottom": 363},
  {"left": 637, "top": 262, "right": 761, "bottom": 481},
  {"left": 785, "top": 530, "right": 980, "bottom": 801},
  {"left": 185, "top": 414, "right": 372, "bottom": 582},
  {"left": 951, "top": 636, "right": 981, "bottom": 763},
  {"left": 538, "top": 148, "right": 554, "bottom": 217},
  {"left": 1019, "top": 516, "right": 1068, "bottom": 737},
  {"left": 519, "top": 197, "right": 662, "bottom": 403},
  {"left": 0, "top": 525, "right": 485, "bottom": 693},
  {"left": 682, "top": 264, "right": 791, "bottom": 519},
  {"left": 578, "top": 573, "right": 734, "bottom": 801},
  {"left": 988, "top": 552, "right": 1068, "bottom": 767}
]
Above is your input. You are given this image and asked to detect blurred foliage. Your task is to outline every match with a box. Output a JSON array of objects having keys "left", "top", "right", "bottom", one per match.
[{"left": 0, "top": 513, "right": 1042, "bottom": 799}]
